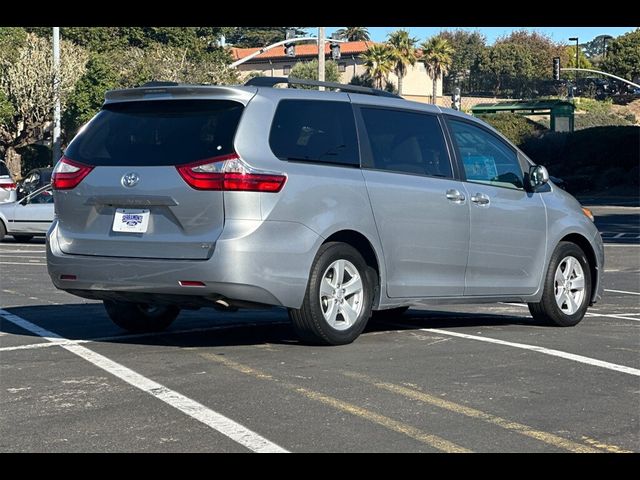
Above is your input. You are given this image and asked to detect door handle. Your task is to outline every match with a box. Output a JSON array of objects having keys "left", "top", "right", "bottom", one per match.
[
  {"left": 445, "top": 189, "right": 466, "bottom": 203},
  {"left": 471, "top": 193, "right": 490, "bottom": 206}
]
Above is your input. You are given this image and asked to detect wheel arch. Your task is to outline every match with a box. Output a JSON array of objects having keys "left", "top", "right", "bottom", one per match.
[
  {"left": 559, "top": 233, "right": 599, "bottom": 305},
  {"left": 323, "top": 230, "right": 382, "bottom": 307}
]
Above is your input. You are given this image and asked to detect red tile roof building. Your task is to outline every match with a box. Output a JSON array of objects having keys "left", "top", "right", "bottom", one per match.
[{"left": 230, "top": 40, "right": 441, "bottom": 103}]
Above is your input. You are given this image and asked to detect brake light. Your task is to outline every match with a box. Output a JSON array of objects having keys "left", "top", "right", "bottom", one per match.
[
  {"left": 176, "top": 153, "right": 286, "bottom": 192},
  {"left": 52, "top": 156, "right": 94, "bottom": 190},
  {"left": 0, "top": 181, "right": 16, "bottom": 189}
]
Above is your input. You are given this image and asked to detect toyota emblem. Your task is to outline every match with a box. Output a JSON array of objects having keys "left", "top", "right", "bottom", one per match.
[{"left": 121, "top": 172, "right": 140, "bottom": 188}]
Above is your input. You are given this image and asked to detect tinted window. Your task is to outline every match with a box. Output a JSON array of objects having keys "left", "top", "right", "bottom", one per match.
[
  {"left": 0, "top": 161, "right": 9, "bottom": 177},
  {"left": 65, "top": 100, "right": 244, "bottom": 166},
  {"left": 360, "top": 108, "right": 452, "bottom": 178},
  {"left": 448, "top": 120, "right": 524, "bottom": 189},
  {"left": 269, "top": 100, "right": 359, "bottom": 166},
  {"left": 29, "top": 188, "right": 54, "bottom": 204}
]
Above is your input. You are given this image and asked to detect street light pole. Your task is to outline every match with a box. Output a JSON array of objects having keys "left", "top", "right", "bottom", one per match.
[
  {"left": 52, "top": 27, "right": 61, "bottom": 164},
  {"left": 569, "top": 37, "right": 579, "bottom": 82},
  {"left": 318, "top": 27, "right": 325, "bottom": 91}
]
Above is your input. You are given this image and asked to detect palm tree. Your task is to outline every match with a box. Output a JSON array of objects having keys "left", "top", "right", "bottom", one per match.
[
  {"left": 387, "top": 29, "right": 418, "bottom": 96},
  {"left": 361, "top": 44, "right": 394, "bottom": 90},
  {"left": 335, "top": 27, "right": 371, "bottom": 42},
  {"left": 420, "top": 37, "right": 454, "bottom": 104}
]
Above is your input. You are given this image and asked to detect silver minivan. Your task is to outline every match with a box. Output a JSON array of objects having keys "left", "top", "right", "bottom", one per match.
[{"left": 47, "top": 78, "right": 604, "bottom": 345}]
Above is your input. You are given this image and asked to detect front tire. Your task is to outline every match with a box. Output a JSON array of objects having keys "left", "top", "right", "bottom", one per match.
[
  {"left": 104, "top": 300, "right": 180, "bottom": 333},
  {"left": 289, "top": 242, "right": 374, "bottom": 345},
  {"left": 528, "top": 242, "right": 591, "bottom": 327}
]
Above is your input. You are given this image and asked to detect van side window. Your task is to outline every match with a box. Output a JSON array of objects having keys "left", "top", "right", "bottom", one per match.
[
  {"left": 448, "top": 119, "right": 524, "bottom": 190},
  {"left": 360, "top": 107, "right": 453, "bottom": 178},
  {"left": 269, "top": 100, "right": 359, "bottom": 166}
]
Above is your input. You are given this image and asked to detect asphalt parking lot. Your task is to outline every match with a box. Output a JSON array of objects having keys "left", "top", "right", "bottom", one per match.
[{"left": 1, "top": 205, "right": 638, "bottom": 452}]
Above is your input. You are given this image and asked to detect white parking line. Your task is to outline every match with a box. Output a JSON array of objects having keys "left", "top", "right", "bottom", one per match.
[
  {"left": 0, "top": 262, "right": 46, "bottom": 266},
  {"left": 0, "top": 255, "right": 46, "bottom": 259},
  {"left": 605, "top": 289, "right": 640, "bottom": 296},
  {"left": 0, "top": 321, "right": 289, "bottom": 353},
  {"left": 0, "top": 309, "right": 288, "bottom": 453},
  {"left": 586, "top": 312, "right": 640, "bottom": 322},
  {"left": 500, "top": 302, "right": 640, "bottom": 322},
  {"left": 423, "top": 328, "right": 640, "bottom": 377}
]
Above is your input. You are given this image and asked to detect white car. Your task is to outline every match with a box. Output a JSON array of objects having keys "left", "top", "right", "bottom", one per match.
[
  {"left": 0, "top": 184, "right": 54, "bottom": 242},
  {"left": 0, "top": 160, "right": 17, "bottom": 204}
]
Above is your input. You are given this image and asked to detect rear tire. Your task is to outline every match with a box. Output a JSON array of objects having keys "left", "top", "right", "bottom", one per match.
[
  {"left": 104, "top": 300, "right": 180, "bottom": 333},
  {"left": 289, "top": 242, "right": 374, "bottom": 345},
  {"left": 0, "top": 222, "right": 5, "bottom": 241},
  {"left": 528, "top": 242, "right": 591, "bottom": 327},
  {"left": 13, "top": 235, "right": 33, "bottom": 243},
  {"left": 370, "top": 306, "right": 410, "bottom": 322}
]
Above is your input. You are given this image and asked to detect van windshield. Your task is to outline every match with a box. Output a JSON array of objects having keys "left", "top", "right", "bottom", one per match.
[{"left": 65, "top": 100, "right": 244, "bottom": 166}]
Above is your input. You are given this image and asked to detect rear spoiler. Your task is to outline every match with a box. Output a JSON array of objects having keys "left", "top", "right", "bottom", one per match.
[{"left": 104, "top": 84, "right": 257, "bottom": 105}]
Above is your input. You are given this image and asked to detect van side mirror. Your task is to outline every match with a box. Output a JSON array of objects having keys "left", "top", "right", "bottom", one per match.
[{"left": 528, "top": 165, "right": 549, "bottom": 190}]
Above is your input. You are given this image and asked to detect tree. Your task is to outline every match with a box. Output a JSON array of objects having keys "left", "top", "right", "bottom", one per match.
[
  {"left": 335, "top": 27, "right": 371, "bottom": 42},
  {"left": 482, "top": 31, "right": 567, "bottom": 97},
  {"left": 62, "top": 53, "right": 121, "bottom": 141},
  {"left": 289, "top": 59, "right": 340, "bottom": 87},
  {"left": 436, "top": 30, "right": 487, "bottom": 93},
  {"left": 387, "top": 30, "right": 417, "bottom": 96},
  {"left": 361, "top": 44, "right": 394, "bottom": 89},
  {"left": 349, "top": 73, "right": 397, "bottom": 94},
  {"left": 420, "top": 37, "right": 454, "bottom": 104},
  {"left": 0, "top": 33, "right": 87, "bottom": 177},
  {"left": 565, "top": 46, "right": 593, "bottom": 69},
  {"left": 225, "top": 27, "right": 306, "bottom": 48},
  {"left": 602, "top": 29, "right": 640, "bottom": 81},
  {"left": 25, "top": 27, "right": 227, "bottom": 54}
]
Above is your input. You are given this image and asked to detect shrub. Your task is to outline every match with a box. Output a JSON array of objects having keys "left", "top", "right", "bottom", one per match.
[
  {"left": 573, "top": 97, "right": 612, "bottom": 114},
  {"left": 574, "top": 111, "right": 634, "bottom": 130},
  {"left": 520, "top": 126, "right": 640, "bottom": 194},
  {"left": 476, "top": 112, "right": 547, "bottom": 145}
]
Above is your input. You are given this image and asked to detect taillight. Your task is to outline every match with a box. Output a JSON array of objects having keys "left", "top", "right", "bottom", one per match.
[
  {"left": 176, "top": 153, "right": 286, "bottom": 193},
  {"left": 52, "top": 156, "right": 94, "bottom": 190},
  {"left": 0, "top": 181, "right": 16, "bottom": 189}
]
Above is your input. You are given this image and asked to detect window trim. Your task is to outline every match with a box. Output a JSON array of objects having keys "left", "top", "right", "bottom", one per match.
[
  {"left": 353, "top": 104, "right": 458, "bottom": 181},
  {"left": 443, "top": 115, "right": 526, "bottom": 191},
  {"left": 268, "top": 98, "right": 361, "bottom": 169}
]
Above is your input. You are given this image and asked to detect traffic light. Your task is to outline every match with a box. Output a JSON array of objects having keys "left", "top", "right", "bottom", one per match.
[
  {"left": 284, "top": 44, "right": 295, "bottom": 57},
  {"left": 330, "top": 33, "right": 341, "bottom": 60},
  {"left": 553, "top": 57, "right": 560, "bottom": 81},
  {"left": 284, "top": 29, "right": 296, "bottom": 58}
]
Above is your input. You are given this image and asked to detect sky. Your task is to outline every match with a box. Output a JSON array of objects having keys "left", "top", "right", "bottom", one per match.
[{"left": 320, "top": 27, "right": 636, "bottom": 45}]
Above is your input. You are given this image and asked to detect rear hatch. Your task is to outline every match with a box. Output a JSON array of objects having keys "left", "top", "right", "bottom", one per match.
[{"left": 54, "top": 94, "right": 246, "bottom": 259}]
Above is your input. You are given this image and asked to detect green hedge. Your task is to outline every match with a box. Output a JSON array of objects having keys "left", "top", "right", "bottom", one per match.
[
  {"left": 520, "top": 126, "right": 640, "bottom": 194},
  {"left": 476, "top": 113, "right": 546, "bottom": 145}
]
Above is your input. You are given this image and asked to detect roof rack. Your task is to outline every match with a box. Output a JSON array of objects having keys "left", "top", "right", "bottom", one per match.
[{"left": 245, "top": 76, "right": 402, "bottom": 99}]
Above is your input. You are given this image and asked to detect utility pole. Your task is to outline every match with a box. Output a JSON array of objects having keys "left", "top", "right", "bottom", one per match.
[
  {"left": 318, "top": 27, "right": 325, "bottom": 91},
  {"left": 52, "top": 27, "right": 61, "bottom": 164}
]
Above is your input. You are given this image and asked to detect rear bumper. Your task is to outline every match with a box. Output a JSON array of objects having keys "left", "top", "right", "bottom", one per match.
[{"left": 47, "top": 219, "right": 322, "bottom": 309}]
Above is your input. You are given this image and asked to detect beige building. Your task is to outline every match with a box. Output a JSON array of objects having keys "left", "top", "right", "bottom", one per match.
[{"left": 230, "top": 41, "right": 441, "bottom": 103}]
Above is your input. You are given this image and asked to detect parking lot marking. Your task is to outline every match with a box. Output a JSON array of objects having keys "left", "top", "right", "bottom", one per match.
[
  {"left": 200, "top": 352, "right": 471, "bottom": 453},
  {"left": 342, "top": 371, "right": 622, "bottom": 453},
  {"left": 500, "top": 302, "right": 640, "bottom": 322},
  {"left": 0, "top": 309, "right": 288, "bottom": 453},
  {"left": 0, "top": 262, "right": 46, "bottom": 266},
  {"left": 422, "top": 328, "right": 640, "bottom": 377},
  {"left": 0, "top": 321, "right": 289, "bottom": 353},
  {"left": 605, "top": 289, "right": 640, "bottom": 296},
  {"left": 586, "top": 313, "right": 640, "bottom": 322},
  {"left": 580, "top": 435, "right": 632, "bottom": 453}
]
